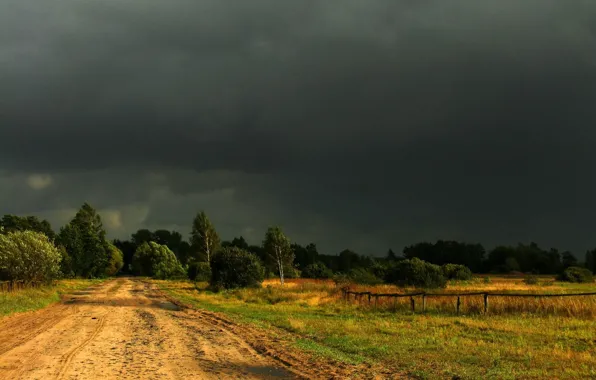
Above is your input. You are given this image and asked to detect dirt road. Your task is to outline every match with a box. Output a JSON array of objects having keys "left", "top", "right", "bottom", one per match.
[{"left": 0, "top": 278, "right": 299, "bottom": 380}]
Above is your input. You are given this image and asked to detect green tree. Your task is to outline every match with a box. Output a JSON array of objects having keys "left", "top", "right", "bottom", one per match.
[
  {"left": 190, "top": 211, "right": 220, "bottom": 264},
  {"left": 386, "top": 257, "right": 447, "bottom": 289},
  {"left": 0, "top": 231, "right": 62, "bottom": 282},
  {"left": 263, "top": 226, "right": 294, "bottom": 285},
  {"left": 0, "top": 215, "right": 55, "bottom": 240},
  {"left": 132, "top": 242, "right": 184, "bottom": 279},
  {"left": 57, "top": 203, "right": 110, "bottom": 278},
  {"left": 105, "top": 243, "right": 124, "bottom": 276},
  {"left": 210, "top": 247, "right": 264, "bottom": 289}
]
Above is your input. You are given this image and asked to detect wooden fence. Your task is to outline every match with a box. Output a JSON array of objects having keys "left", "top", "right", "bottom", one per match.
[
  {"left": 341, "top": 288, "right": 596, "bottom": 314},
  {"left": 0, "top": 280, "right": 49, "bottom": 293}
]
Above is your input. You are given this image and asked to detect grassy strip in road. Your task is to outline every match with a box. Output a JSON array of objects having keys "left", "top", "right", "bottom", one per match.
[
  {"left": 157, "top": 279, "right": 596, "bottom": 380},
  {"left": 0, "top": 279, "right": 104, "bottom": 317}
]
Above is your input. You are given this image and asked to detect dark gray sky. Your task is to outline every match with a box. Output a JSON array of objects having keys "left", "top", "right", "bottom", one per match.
[{"left": 1, "top": 0, "right": 596, "bottom": 255}]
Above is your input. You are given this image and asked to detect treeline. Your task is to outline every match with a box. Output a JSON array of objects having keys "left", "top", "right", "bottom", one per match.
[
  {"left": 0, "top": 204, "right": 123, "bottom": 282},
  {"left": 1, "top": 205, "right": 595, "bottom": 286}
]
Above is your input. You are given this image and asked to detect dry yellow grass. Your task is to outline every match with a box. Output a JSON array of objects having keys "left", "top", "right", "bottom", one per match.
[{"left": 157, "top": 277, "right": 596, "bottom": 379}]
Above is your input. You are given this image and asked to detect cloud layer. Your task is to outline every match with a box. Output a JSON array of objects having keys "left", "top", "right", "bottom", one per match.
[{"left": 1, "top": 0, "right": 596, "bottom": 254}]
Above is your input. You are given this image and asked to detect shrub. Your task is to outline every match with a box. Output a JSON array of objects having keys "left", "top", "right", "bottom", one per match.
[
  {"left": 347, "top": 268, "right": 383, "bottom": 285},
  {"left": 210, "top": 247, "right": 264, "bottom": 289},
  {"left": 557, "top": 266, "right": 594, "bottom": 283},
  {"left": 105, "top": 243, "right": 124, "bottom": 276},
  {"left": 0, "top": 230, "right": 62, "bottom": 282},
  {"left": 523, "top": 274, "right": 539, "bottom": 285},
  {"left": 442, "top": 264, "right": 473, "bottom": 281},
  {"left": 132, "top": 242, "right": 185, "bottom": 279},
  {"left": 187, "top": 262, "right": 211, "bottom": 282},
  {"left": 386, "top": 258, "right": 447, "bottom": 289},
  {"left": 302, "top": 262, "right": 333, "bottom": 279}
]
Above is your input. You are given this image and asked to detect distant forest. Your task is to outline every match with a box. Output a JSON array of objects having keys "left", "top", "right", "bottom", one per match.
[{"left": 1, "top": 205, "right": 595, "bottom": 278}]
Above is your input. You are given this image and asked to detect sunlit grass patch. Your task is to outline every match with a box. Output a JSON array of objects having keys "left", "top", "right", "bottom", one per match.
[
  {"left": 0, "top": 279, "right": 103, "bottom": 317},
  {"left": 158, "top": 277, "right": 596, "bottom": 379}
]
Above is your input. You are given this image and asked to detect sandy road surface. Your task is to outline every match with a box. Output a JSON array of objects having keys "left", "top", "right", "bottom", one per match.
[{"left": 0, "top": 278, "right": 298, "bottom": 380}]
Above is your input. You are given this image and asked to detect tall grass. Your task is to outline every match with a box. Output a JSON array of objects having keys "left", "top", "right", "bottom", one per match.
[{"left": 262, "top": 277, "right": 596, "bottom": 317}]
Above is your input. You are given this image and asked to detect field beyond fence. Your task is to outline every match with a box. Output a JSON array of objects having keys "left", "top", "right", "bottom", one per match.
[{"left": 342, "top": 288, "right": 596, "bottom": 315}]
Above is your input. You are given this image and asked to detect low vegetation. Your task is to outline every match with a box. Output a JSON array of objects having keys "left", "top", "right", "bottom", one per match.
[
  {"left": 158, "top": 277, "right": 596, "bottom": 379},
  {"left": 557, "top": 266, "right": 594, "bottom": 283},
  {"left": 0, "top": 231, "right": 62, "bottom": 282},
  {"left": 0, "top": 279, "right": 102, "bottom": 317}
]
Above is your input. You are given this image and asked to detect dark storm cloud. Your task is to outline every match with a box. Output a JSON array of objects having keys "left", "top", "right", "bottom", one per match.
[{"left": 1, "top": 0, "right": 596, "bottom": 253}]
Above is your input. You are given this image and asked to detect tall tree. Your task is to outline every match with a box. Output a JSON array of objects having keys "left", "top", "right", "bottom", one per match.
[
  {"left": 0, "top": 215, "right": 55, "bottom": 240},
  {"left": 190, "top": 211, "right": 220, "bottom": 264},
  {"left": 57, "top": 203, "right": 110, "bottom": 278},
  {"left": 263, "top": 226, "right": 294, "bottom": 285}
]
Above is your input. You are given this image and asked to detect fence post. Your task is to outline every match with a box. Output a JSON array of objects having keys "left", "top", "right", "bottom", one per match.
[
  {"left": 456, "top": 296, "right": 461, "bottom": 314},
  {"left": 422, "top": 294, "right": 427, "bottom": 312},
  {"left": 368, "top": 293, "right": 371, "bottom": 305},
  {"left": 484, "top": 293, "right": 489, "bottom": 313},
  {"left": 410, "top": 296, "right": 415, "bottom": 312}
]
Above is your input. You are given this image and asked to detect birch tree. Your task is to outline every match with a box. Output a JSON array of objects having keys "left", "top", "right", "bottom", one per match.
[
  {"left": 263, "top": 226, "right": 294, "bottom": 285},
  {"left": 190, "top": 211, "right": 220, "bottom": 264}
]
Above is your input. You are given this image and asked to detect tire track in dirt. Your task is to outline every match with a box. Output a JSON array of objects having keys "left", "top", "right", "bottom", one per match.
[{"left": 56, "top": 315, "right": 107, "bottom": 380}]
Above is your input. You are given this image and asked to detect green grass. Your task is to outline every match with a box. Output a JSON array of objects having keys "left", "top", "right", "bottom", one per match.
[
  {"left": 0, "top": 279, "right": 103, "bottom": 317},
  {"left": 157, "top": 280, "right": 596, "bottom": 379}
]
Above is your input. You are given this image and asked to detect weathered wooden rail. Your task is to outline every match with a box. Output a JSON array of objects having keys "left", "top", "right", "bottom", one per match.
[
  {"left": 0, "top": 280, "right": 48, "bottom": 293},
  {"left": 341, "top": 288, "right": 596, "bottom": 314}
]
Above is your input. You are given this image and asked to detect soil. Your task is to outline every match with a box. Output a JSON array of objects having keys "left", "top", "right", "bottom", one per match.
[
  {"left": 0, "top": 278, "right": 304, "bottom": 379},
  {"left": 0, "top": 278, "right": 400, "bottom": 379}
]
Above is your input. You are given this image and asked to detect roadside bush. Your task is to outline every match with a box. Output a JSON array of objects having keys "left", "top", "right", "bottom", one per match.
[
  {"left": 132, "top": 242, "right": 185, "bottom": 279},
  {"left": 187, "top": 262, "right": 211, "bottom": 282},
  {"left": 557, "top": 266, "right": 594, "bottom": 283},
  {"left": 442, "top": 264, "right": 473, "bottom": 281},
  {"left": 302, "top": 262, "right": 333, "bottom": 279},
  {"left": 0, "top": 230, "right": 62, "bottom": 282},
  {"left": 105, "top": 243, "right": 124, "bottom": 276},
  {"left": 210, "top": 247, "right": 264, "bottom": 289},
  {"left": 386, "top": 258, "right": 447, "bottom": 289}
]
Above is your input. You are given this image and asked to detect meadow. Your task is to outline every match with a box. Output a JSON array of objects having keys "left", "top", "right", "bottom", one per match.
[
  {"left": 0, "top": 279, "right": 103, "bottom": 317},
  {"left": 157, "top": 276, "right": 596, "bottom": 379}
]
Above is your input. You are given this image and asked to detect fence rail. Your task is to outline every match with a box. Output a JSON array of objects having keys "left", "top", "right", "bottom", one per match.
[
  {"left": 0, "top": 280, "right": 49, "bottom": 293},
  {"left": 341, "top": 288, "right": 596, "bottom": 314}
]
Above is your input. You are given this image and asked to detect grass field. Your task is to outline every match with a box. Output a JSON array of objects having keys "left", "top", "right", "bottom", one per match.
[
  {"left": 157, "top": 277, "right": 596, "bottom": 379},
  {"left": 0, "top": 279, "right": 103, "bottom": 317}
]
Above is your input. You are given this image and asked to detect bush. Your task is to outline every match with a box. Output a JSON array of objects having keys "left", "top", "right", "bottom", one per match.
[
  {"left": 302, "top": 262, "right": 333, "bottom": 279},
  {"left": 0, "top": 231, "right": 62, "bottom": 282},
  {"left": 347, "top": 268, "right": 383, "bottom": 285},
  {"left": 442, "top": 264, "right": 473, "bottom": 281},
  {"left": 557, "top": 266, "right": 594, "bottom": 283},
  {"left": 132, "top": 242, "right": 185, "bottom": 279},
  {"left": 523, "top": 274, "right": 539, "bottom": 285},
  {"left": 187, "top": 262, "right": 211, "bottom": 282},
  {"left": 210, "top": 247, "right": 264, "bottom": 289},
  {"left": 105, "top": 243, "right": 124, "bottom": 276},
  {"left": 386, "top": 258, "right": 447, "bottom": 289}
]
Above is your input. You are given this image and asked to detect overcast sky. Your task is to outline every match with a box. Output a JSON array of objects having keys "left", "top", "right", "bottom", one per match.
[{"left": 1, "top": 0, "right": 595, "bottom": 255}]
